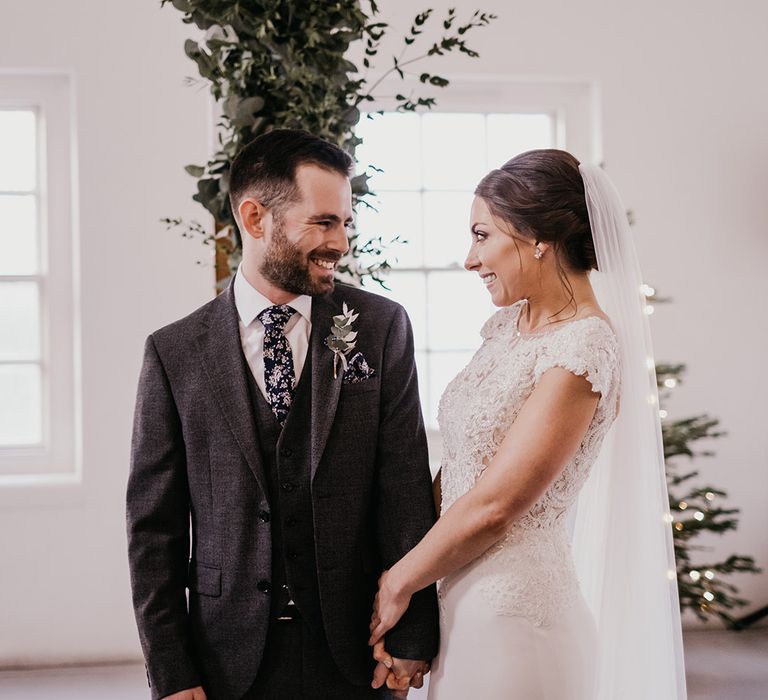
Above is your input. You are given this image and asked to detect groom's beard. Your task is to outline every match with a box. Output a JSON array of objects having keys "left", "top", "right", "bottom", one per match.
[{"left": 259, "top": 216, "right": 337, "bottom": 297}]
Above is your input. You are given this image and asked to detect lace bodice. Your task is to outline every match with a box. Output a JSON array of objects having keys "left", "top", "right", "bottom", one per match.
[{"left": 437, "top": 300, "right": 621, "bottom": 626}]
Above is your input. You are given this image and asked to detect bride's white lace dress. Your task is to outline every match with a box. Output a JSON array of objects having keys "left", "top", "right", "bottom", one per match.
[{"left": 427, "top": 300, "right": 621, "bottom": 700}]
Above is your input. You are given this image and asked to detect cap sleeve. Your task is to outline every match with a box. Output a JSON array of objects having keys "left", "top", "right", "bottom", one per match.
[{"left": 532, "top": 318, "right": 620, "bottom": 397}]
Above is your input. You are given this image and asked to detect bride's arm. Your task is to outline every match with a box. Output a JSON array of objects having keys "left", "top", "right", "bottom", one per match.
[
  {"left": 369, "top": 367, "right": 600, "bottom": 644},
  {"left": 432, "top": 469, "right": 442, "bottom": 517}
]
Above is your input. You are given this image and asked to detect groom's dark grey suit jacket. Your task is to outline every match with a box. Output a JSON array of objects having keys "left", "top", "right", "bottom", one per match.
[{"left": 126, "top": 281, "right": 439, "bottom": 700}]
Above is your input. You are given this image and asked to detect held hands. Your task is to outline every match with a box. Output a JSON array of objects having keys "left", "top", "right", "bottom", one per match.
[
  {"left": 371, "top": 641, "right": 430, "bottom": 696},
  {"left": 161, "top": 688, "right": 207, "bottom": 700},
  {"left": 369, "top": 569, "right": 429, "bottom": 696}
]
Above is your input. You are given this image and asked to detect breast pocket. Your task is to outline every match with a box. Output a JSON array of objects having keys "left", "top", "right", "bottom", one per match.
[{"left": 340, "top": 377, "right": 380, "bottom": 398}]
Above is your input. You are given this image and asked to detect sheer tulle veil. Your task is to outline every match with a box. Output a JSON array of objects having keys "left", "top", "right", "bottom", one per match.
[{"left": 572, "top": 164, "right": 687, "bottom": 699}]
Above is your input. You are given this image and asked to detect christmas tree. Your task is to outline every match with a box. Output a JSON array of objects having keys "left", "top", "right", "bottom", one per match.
[{"left": 646, "top": 288, "right": 761, "bottom": 627}]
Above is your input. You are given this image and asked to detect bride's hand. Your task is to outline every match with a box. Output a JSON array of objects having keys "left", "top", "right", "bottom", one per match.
[{"left": 368, "top": 569, "right": 412, "bottom": 646}]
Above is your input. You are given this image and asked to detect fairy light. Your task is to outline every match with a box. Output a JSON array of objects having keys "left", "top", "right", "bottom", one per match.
[
  {"left": 663, "top": 514, "right": 674, "bottom": 523},
  {"left": 703, "top": 591, "right": 715, "bottom": 602},
  {"left": 674, "top": 522, "right": 684, "bottom": 531},
  {"left": 694, "top": 511, "right": 705, "bottom": 521},
  {"left": 704, "top": 570, "right": 715, "bottom": 580},
  {"left": 689, "top": 570, "right": 701, "bottom": 581},
  {"left": 659, "top": 409, "right": 668, "bottom": 419},
  {"left": 645, "top": 305, "right": 655, "bottom": 315},
  {"left": 705, "top": 492, "right": 715, "bottom": 501},
  {"left": 640, "top": 284, "right": 656, "bottom": 297},
  {"left": 678, "top": 501, "right": 688, "bottom": 510},
  {"left": 646, "top": 357, "right": 655, "bottom": 370},
  {"left": 664, "top": 378, "right": 677, "bottom": 389}
]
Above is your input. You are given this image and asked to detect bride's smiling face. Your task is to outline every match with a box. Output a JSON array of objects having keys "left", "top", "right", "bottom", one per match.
[{"left": 465, "top": 196, "right": 542, "bottom": 307}]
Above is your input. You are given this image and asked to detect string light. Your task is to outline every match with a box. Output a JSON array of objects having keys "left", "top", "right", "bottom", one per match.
[
  {"left": 704, "top": 570, "right": 715, "bottom": 580},
  {"left": 703, "top": 591, "right": 715, "bottom": 602},
  {"left": 645, "top": 305, "right": 655, "bottom": 315},
  {"left": 664, "top": 378, "right": 677, "bottom": 388},
  {"left": 705, "top": 492, "right": 715, "bottom": 501},
  {"left": 663, "top": 514, "right": 674, "bottom": 523},
  {"left": 694, "top": 511, "right": 705, "bottom": 521},
  {"left": 678, "top": 501, "right": 688, "bottom": 510},
  {"left": 689, "top": 570, "right": 701, "bottom": 581},
  {"left": 659, "top": 409, "right": 668, "bottom": 418},
  {"left": 646, "top": 357, "right": 655, "bottom": 370},
  {"left": 640, "top": 284, "right": 656, "bottom": 297},
  {"left": 674, "top": 522, "right": 684, "bottom": 531}
]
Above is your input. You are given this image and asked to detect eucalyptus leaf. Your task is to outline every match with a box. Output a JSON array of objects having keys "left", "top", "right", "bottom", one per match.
[{"left": 162, "top": 1, "right": 495, "bottom": 287}]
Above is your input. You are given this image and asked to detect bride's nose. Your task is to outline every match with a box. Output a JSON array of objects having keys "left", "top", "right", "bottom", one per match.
[{"left": 465, "top": 246, "right": 480, "bottom": 271}]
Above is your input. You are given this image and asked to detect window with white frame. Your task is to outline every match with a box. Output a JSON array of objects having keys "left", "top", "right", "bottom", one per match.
[
  {"left": 0, "top": 73, "right": 78, "bottom": 481},
  {"left": 355, "top": 80, "right": 595, "bottom": 429}
]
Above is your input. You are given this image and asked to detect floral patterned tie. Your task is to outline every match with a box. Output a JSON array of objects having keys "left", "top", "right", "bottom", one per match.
[{"left": 258, "top": 305, "right": 297, "bottom": 426}]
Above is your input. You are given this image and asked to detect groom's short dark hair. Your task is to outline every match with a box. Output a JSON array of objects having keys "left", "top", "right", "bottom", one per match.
[{"left": 229, "top": 128, "right": 353, "bottom": 224}]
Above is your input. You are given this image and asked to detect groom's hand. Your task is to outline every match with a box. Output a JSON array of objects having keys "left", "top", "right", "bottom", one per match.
[
  {"left": 372, "top": 640, "right": 429, "bottom": 692},
  {"left": 161, "top": 687, "right": 207, "bottom": 700}
]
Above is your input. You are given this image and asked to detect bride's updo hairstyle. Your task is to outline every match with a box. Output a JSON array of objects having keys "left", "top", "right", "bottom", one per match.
[{"left": 475, "top": 149, "right": 598, "bottom": 273}]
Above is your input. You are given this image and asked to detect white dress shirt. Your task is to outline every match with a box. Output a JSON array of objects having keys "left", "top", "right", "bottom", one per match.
[{"left": 233, "top": 266, "right": 313, "bottom": 401}]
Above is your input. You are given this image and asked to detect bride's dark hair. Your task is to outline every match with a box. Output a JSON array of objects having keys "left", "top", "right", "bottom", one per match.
[
  {"left": 474, "top": 148, "right": 598, "bottom": 317},
  {"left": 475, "top": 149, "right": 597, "bottom": 272}
]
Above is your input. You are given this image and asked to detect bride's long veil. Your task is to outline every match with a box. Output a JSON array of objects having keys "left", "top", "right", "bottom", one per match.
[{"left": 572, "top": 164, "right": 687, "bottom": 699}]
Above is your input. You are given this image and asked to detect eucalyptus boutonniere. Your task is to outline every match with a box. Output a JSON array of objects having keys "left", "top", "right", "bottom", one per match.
[{"left": 325, "top": 302, "right": 359, "bottom": 379}]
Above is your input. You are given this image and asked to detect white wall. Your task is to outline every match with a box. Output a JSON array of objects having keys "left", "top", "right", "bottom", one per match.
[
  {"left": 0, "top": 0, "right": 765, "bottom": 666},
  {"left": 0, "top": 0, "right": 212, "bottom": 664}
]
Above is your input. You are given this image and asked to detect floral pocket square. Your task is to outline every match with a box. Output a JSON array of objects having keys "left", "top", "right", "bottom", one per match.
[{"left": 342, "top": 351, "right": 377, "bottom": 384}]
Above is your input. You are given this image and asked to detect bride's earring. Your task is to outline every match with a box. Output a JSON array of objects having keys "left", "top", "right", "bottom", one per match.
[{"left": 534, "top": 246, "right": 544, "bottom": 260}]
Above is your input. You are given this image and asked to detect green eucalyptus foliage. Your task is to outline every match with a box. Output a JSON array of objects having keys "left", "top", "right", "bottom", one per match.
[{"left": 161, "top": 0, "right": 495, "bottom": 287}]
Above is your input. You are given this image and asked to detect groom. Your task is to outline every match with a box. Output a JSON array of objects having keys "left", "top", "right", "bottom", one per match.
[{"left": 126, "top": 129, "right": 438, "bottom": 700}]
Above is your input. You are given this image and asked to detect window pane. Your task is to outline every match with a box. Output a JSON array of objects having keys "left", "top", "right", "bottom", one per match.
[
  {"left": 486, "top": 113, "right": 554, "bottom": 168},
  {"left": 429, "top": 351, "right": 476, "bottom": 428},
  {"left": 356, "top": 191, "right": 423, "bottom": 268},
  {"left": 0, "top": 363, "right": 43, "bottom": 446},
  {"left": 428, "top": 271, "right": 493, "bottom": 350},
  {"left": 0, "top": 281, "right": 41, "bottom": 361},
  {"left": 356, "top": 113, "right": 421, "bottom": 190},
  {"left": 422, "top": 114, "right": 486, "bottom": 190},
  {"left": 423, "top": 190, "right": 474, "bottom": 268},
  {"left": 369, "top": 271, "right": 427, "bottom": 350},
  {"left": 0, "top": 110, "right": 37, "bottom": 192},
  {"left": 0, "top": 194, "right": 38, "bottom": 274}
]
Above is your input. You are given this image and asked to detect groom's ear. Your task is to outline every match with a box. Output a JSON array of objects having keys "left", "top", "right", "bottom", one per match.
[{"left": 238, "top": 197, "right": 269, "bottom": 241}]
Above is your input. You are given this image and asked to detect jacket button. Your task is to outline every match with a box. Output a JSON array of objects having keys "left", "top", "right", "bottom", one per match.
[
  {"left": 288, "top": 551, "right": 298, "bottom": 560},
  {"left": 258, "top": 510, "right": 270, "bottom": 523},
  {"left": 281, "top": 482, "right": 296, "bottom": 492},
  {"left": 285, "top": 516, "right": 297, "bottom": 527},
  {"left": 281, "top": 447, "right": 293, "bottom": 458},
  {"left": 257, "top": 580, "right": 271, "bottom": 594}
]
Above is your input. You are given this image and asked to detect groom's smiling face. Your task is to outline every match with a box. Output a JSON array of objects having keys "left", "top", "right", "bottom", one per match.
[{"left": 258, "top": 164, "right": 353, "bottom": 296}]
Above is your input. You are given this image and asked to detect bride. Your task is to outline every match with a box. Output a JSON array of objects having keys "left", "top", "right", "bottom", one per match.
[{"left": 369, "top": 150, "right": 687, "bottom": 699}]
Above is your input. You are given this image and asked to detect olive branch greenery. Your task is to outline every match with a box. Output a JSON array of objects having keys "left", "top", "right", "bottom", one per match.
[
  {"left": 325, "top": 302, "right": 360, "bottom": 379},
  {"left": 160, "top": 0, "right": 496, "bottom": 289}
]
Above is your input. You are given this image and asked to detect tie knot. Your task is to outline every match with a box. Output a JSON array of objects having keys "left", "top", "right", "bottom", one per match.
[{"left": 258, "top": 305, "right": 296, "bottom": 333}]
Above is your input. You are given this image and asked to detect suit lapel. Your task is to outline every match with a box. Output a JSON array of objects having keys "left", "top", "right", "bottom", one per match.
[
  {"left": 310, "top": 291, "right": 343, "bottom": 481},
  {"left": 197, "top": 282, "right": 268, "bottom": 497}
]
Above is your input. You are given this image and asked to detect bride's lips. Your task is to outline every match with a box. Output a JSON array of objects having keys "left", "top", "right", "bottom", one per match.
[{"left": 480, "top": 272, "right": 497, "bottom": 287}]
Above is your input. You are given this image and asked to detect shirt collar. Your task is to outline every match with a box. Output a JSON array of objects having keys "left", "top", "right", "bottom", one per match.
[{"left": 233, "top": 265, "right": 312, "bottom": 327}]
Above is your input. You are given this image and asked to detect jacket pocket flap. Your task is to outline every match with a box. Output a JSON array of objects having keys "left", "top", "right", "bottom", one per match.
[{"left": 187, "top": 562, "right": 221, "bottom": 597}]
